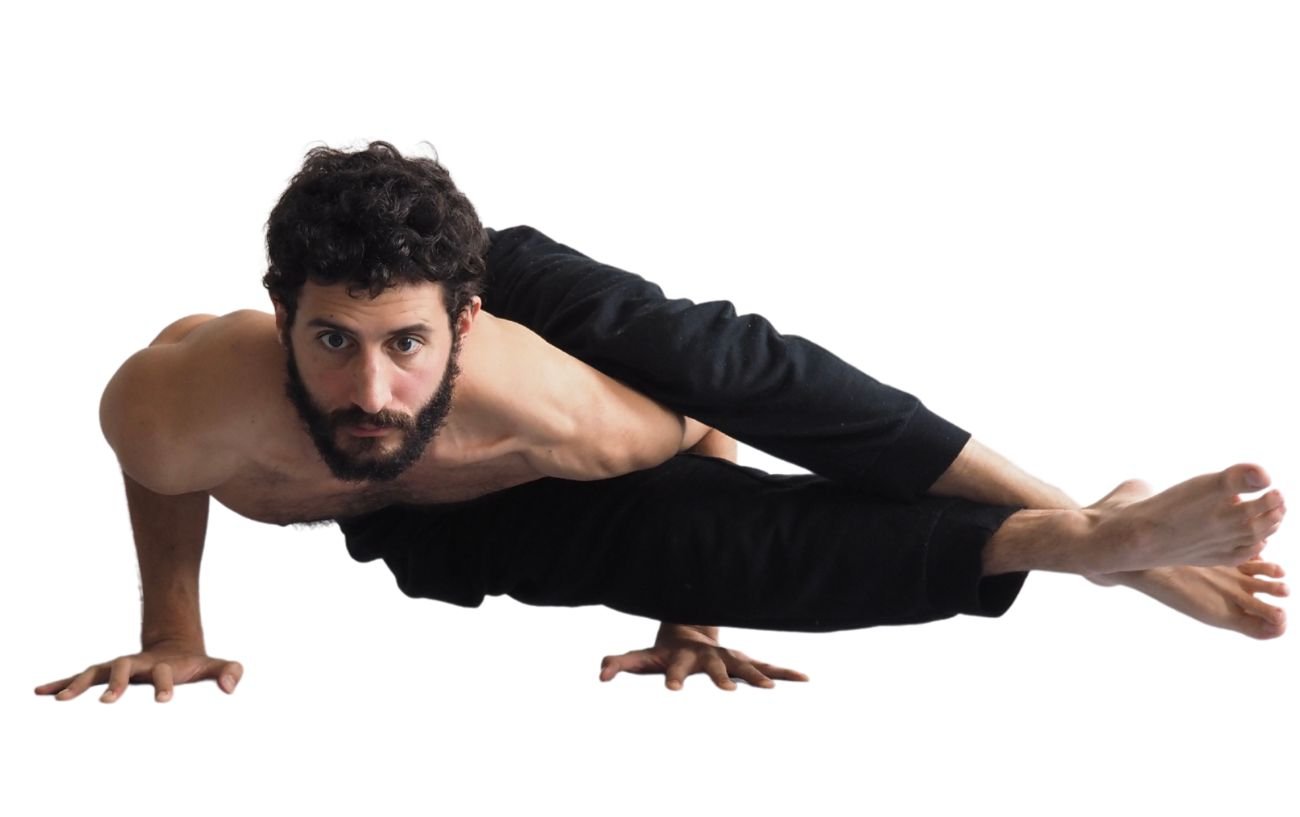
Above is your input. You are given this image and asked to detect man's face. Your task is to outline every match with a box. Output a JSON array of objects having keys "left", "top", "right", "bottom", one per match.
[{"left": 276, "top": 280, "right": 476, "bottom": 484}]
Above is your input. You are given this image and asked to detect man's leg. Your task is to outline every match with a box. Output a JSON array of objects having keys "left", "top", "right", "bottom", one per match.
[
  {"left": 482, "top": 225, "right": 965, "bottom": 501},
  {"left": 340, "top": 459, "right": 1285, "bottom": 635},
  {"left": 477, "top": 226, "right": 1290, "bottom": 636},
  {"left": 339, "top": 455, "right": 1027, "bottom": 631}
]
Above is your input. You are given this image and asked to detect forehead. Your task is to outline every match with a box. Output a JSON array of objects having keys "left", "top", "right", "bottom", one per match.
[{"left": 297, "top": 280, "right": 449, "bottom": 332}]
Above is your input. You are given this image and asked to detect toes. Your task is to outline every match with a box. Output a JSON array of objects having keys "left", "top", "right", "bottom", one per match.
[
  {"left": 1224, "top": 464, "right": 1270, "bottom": 494},
  {"left": 1247, "top": 617, "right": 1285, "bottom": 640},
  {"left": 1239, "top": 559, "right": 1283, "bottom": 578},
  {"left": 1244, "top": 490, "right": 1286, "bottom": 517},
  {"left": 1250, "top": 506, "right": 1287, "bottom": 541},
  {"left": 1238, "top": 596, "right": 1286, "bottom": 627},
  {"left": 1246, "top": 578, "right": 1290, "bottom": 597}
]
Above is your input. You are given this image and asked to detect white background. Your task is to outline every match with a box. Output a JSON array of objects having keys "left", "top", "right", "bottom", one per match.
[{"left": 4, "top": 1, "right": 1296, "bottom": 814}]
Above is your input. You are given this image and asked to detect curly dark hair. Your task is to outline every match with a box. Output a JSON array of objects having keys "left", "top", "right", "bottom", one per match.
[{"left": 263, "top": 141, "right": 487, "bottom": 329}]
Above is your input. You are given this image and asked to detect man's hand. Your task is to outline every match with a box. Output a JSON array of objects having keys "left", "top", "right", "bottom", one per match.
[
  {"left": 599, "top": 623, "right": 809, "bottom": 691},
  {"left": 34, "top": 639, "right": 243, "bottom": 703}
]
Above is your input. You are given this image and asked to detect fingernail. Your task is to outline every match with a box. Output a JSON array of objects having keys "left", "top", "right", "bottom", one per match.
[
  {"left": 223, "top": 675, "right": 234, "bottom": 690},
  {"left": 1247, "top": 470, "right": 1265, "bottom": 489}
]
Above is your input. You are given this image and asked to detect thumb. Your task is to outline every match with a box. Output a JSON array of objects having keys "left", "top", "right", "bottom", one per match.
[
  {"left": 204, "top": 660, "right": 244, "bottom": 694},
  {"left": 599, "top": 654, "right": 624, "bottom": 682},
  {"left": 600, "top": 651, "right": 652, "bottom": 681}
]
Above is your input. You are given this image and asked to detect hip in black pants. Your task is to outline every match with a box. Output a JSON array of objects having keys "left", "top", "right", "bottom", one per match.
[{"left": 337, "top": 225, "right": 1028, "bottom": 632}]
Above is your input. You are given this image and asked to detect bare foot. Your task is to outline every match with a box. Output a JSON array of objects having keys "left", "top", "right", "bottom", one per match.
[
  {"left": 1080, "top": 464, "right": 1287, "bottom": 574},
  {"left": 1087, "top": 558, "right": 1289, "bottom": 639}
]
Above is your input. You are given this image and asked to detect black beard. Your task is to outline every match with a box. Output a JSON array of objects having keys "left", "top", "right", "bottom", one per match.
[{"left": 282, "top": 333, "right": 460, "bottom": 484}]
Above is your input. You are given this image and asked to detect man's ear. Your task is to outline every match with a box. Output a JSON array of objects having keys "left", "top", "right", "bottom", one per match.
[
  {"left": 272, "top": 299, "right": 290, "bottom": 347},
  {"left": 456, "top": 296, "right": 483, "bottom": 339}
]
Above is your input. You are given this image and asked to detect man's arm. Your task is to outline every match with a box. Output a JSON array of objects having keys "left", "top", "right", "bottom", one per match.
[
  {"left": 681, "top": 419, "right": 738, "bottom": 463},
  {"left": 926, "top": 437, "right": 1081, "bottom": 510},
  {"left": 665, "top": 421, "right": 736, "bottom": 642},
  {"left": 101, "top": 318, "right": 224, "bottom": 648},
  {"left": 663, "top": 420, "right": 737, "bottom": 643},
  {"left": 123, "top": 473, "right": 209, "bottom": 649},
  {"left": 38, "top": 472, "right": 241, "bottom": 703},
  {"left": 600, "top": 424, "right": 810, "bottom": 690},
  {"left": 35, "top": 318, "right": 243, "bottom": 703}
]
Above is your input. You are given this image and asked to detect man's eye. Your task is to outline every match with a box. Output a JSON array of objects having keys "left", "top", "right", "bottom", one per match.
[
  {"left": 394, "top": 337, "right": 423, "bottom": 354},
  {"left": 319, "top": 332, "right": 349, "bottom": 350}
]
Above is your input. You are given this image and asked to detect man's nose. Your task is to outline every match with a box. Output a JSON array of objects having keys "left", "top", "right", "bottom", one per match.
[{"left": 350, "top": 351, "right": 393, "bottom": 416}]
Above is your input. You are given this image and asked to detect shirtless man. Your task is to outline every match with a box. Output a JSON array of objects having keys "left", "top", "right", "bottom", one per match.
[{"left": 35, "top": 142, "right": 1289, "bottom": 703}]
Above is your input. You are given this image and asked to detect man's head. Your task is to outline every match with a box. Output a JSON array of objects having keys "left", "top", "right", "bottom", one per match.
[{"left": 262, "top": 141, "right": 487, "bottom": 483}]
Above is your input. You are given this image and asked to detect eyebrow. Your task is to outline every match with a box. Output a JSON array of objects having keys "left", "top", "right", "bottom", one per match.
[{"left": 306, "top": 318, "right": 436, "bottom": 337}]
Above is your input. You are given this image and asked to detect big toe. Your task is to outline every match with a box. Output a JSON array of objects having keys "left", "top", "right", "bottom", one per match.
[
  {"left": 1224, "top": 464, "right": 1270, "bottom": 495},
  {"left": 1246, "top": 612, "right": 1287, "bottom": 640}
]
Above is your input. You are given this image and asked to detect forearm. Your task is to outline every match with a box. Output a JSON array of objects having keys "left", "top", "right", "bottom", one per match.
[
  {"left": 662, "top": 423, "right": 735, "bottom": 641},
  {"left": 122, "top": 472, "right": 209, "bottom": 648},
  {"left": 927, "top": 437, "right": 1081, "bottom": 511}
]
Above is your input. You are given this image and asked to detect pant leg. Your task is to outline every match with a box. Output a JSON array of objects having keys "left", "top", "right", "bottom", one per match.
[
  {"left": 337, "top": 455, "right": 1027, "bottom": 633},
  {"left": 481, "top": 225, "right": 970, "bottom": 501}
]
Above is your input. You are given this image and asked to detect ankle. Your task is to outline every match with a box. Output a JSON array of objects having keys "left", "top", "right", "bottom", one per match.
[{"left": 982, "top": 508, "right": 1098, "bottom": 576}]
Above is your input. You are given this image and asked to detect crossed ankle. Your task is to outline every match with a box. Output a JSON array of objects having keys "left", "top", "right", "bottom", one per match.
[{"left": 982, "top": 508, "right": 1099, "bottom": 576}]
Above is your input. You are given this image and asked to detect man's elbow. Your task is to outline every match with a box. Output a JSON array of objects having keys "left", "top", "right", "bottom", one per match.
[
  {"left": 620, "top": 440, "right": 680, "bottom": 476},
  {"left": 575, "top": 434, "right": 679, "bottom": 480}
]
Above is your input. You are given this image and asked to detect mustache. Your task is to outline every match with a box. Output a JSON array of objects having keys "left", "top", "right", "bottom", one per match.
[{"left": 333, "top": 413, "right": 410, "bottom": 430}]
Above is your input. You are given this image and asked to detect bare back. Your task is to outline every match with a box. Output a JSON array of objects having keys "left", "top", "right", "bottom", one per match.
[{"left": 103, "top": 310, "right": 695, "bottom": 527}]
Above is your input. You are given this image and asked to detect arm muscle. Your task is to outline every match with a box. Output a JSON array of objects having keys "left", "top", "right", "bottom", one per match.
[{"left": 100, "top": 315, "right": 236, "bottom": 495}]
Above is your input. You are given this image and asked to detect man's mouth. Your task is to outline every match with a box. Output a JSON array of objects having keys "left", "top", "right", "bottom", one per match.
[{"left": 348, "top": 423, "right": 392, "bottom": 437}]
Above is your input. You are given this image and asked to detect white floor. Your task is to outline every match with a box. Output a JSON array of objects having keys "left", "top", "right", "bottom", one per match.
[{"left": 6, "top": 2, "right": 1296, "bottom": 814}]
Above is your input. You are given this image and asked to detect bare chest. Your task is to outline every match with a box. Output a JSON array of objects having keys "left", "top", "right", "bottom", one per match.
[
  {"left": 209, "top": 453, "right": 542, "bottom": 527},
  {"left": 206, "top": 360, "right": 544, "bottom": 526},
  {"left": 192, "top": 310, "right": 617, "bottom": 527}
]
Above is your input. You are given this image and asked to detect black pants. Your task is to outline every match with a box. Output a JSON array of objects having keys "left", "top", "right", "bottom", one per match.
[{"left": 337, "top": 225, "right": 1028, "bottom": 632}]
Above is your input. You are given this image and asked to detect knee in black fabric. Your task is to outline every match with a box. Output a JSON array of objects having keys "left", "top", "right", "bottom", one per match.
[
  {"left": 338, "top": 511, "right": 395, "bottom": 564},
  {"left": 338, "top": 505, "right": 492, "bottom": 608}
]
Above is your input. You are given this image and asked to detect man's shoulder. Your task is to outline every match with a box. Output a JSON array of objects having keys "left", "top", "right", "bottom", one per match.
[
  {"left": 463, "top": 315, "right": 683, "bottom": 480},
  {"left": 101, "top": 310, "right": 274, "bottom": 494},
  {"left": 147, "top": 308, "right": 265, "bottom": 345}
]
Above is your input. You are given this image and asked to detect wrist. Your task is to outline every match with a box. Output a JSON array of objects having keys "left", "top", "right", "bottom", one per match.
[
  {"left": 142, "top": 628, "right": 205, "bottom": 652},
  {"left": 657, "top": 622, "right": 719, "bottom": 642}
]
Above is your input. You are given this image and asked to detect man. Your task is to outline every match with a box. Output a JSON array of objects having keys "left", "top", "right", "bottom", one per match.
[{"left": 36, "top": 142, "right": 1288, "bottom": 703}]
